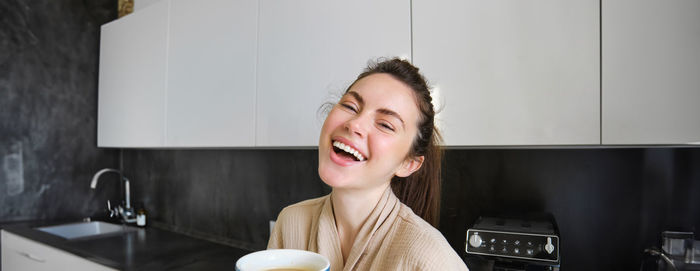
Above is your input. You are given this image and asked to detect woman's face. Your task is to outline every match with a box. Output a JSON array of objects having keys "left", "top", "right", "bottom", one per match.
[{"left": 318, "top": 73, "right": 424, "bottom": 191}]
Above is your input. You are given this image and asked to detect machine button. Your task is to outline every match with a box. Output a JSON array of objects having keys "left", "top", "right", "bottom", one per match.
[
  {"left": 490, "top": 238, "right": 497, "bottom": 244},
  {"left": 501, "top": 247, "right": 508, "bottom": 253},
  {"left": 513, "top": 248, "right": 520, "bottom": 254},
  {"left": 469, "top": 233, "right": 483, "bottom": 248},
  {"left": 514, "top": 240, "right": 521, "bottom": 246},
  {"left": 490, "top": 245, "right": 496, "bottom": 252},
  {"left": 526, "top": 249, "right": 534, "bottom": 256},
  {"left": 527, "top": 241, "right": 534, "bottom": 247},
  {"left": 545, "top": 237, "right": 555, "bottom": 254}
]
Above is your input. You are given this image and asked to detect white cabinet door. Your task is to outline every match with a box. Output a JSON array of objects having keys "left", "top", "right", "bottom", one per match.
[
  {"left": 256, "top": 0, "right": 411, "bottom": 147},
  {"left": 602, "top": 0, "right": 700, "bottom": 144},
  {"left": 166, "top": 0, "right": 257, "bottom": 147},
  {"left": 413, "top": 0, "right": 600, "bottom": 146},
  {"left": 98, "top": 0, "right": 258, "bottom": 148},
  {"left": 98, "top": 0, "right": 169, "bottom": 148},
  {"left": 1, "top": 231, "right": 115, "bottom": 271}
]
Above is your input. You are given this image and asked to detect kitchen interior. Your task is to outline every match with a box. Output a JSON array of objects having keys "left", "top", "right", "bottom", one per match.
[{"left": 1, "top": 0, "right": 699, "bottom": 270}]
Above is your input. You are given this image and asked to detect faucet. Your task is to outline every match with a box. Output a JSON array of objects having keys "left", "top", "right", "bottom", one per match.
[{"left": 91, "top": 168, "right": 137, "bottom": 223}]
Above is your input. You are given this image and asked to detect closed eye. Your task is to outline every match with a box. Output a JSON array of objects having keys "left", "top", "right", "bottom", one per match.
[
  {"left": 340, "top": 103, "right": 357, "bottom": 113},
  {"left": 378, "top": 122, "right": 395, "bottom": 132}
]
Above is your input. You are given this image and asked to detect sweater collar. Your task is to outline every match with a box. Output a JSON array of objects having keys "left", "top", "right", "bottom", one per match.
[{"left": 317, "top": 187, "right": 401, "bottom": 271}]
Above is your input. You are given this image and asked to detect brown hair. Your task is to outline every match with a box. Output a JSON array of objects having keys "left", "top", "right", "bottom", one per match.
[{"left": 347, "top": 58, "right": 443, "bottom": 227}]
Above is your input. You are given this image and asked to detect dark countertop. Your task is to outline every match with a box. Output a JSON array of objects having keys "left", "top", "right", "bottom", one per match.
[{"left": 1, "top": 220, "right": 253, "bottom": 270}]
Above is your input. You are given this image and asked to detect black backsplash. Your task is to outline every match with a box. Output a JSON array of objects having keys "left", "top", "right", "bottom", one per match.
[
  {"left": 122, "top": 149, "right": 329, "bottom": 250},
  {"left": 441, "top": 148, "right": 700, "bottom": 270},
  {"left": 0, "top": 0, "right": 119, "bottom": 222},
  {"left": 123, "top": 148, "right": 700, "bottom": 270}
]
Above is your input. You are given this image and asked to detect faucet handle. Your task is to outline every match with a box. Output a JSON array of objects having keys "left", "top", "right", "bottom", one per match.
[
  {"left": 117, "top": 205, "right": 137, "bottom": 224},
  {"left": 106, "top": 200, "right": 118, "bottom": 217}
]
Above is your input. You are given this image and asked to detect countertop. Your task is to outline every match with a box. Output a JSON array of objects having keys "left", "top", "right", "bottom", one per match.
[{"left": 1, "top": 220, "right": 253, "bottom": 270}]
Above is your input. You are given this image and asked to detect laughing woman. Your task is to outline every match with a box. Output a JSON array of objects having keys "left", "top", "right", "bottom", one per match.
[{"left": 268, "top": 58, "right": 468, "bottom": 270}]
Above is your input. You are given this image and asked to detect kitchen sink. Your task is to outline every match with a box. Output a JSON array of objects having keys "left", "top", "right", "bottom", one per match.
[{"left": 36, "top": 221, "right": 136, "bottom": 240}]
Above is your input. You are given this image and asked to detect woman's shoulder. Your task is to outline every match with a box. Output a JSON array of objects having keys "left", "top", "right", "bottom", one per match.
[
  {"left": 268, "top": 195, "right": 330, "bottom": 250},
  {"left": 394, "top": 204, "right": 445, "bottom": 240},
  {"left": 277, "top": 195, "right": 328, "bottom": 220},
  {"left": 392, "top": 204, "right": 469, "bottom": 270}
]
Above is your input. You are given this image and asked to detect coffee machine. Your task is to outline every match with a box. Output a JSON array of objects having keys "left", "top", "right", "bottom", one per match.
[{"left": 465, "top": 214, "right": 560, "bottom": 271}]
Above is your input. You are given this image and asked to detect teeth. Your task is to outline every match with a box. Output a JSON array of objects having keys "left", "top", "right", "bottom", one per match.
[{"left": 332, "top": 141, "right": 365, "bottom": 161}]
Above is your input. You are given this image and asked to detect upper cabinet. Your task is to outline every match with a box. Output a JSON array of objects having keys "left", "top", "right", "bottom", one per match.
[
  {"left": 99, "top": 0, "right": 699, "bottom": 148},
  {"left": 98, "top": 0, "right": 168, "bottom": 147},
  {"left": 255, "top": 0, "right": 411, "bottom": 147},
  {"left": 602, "top": 0, "right": 700, "bottom": 144},
  {"left": 413, "top": 0, "right": 600, "bottom": 146},
  {"left": 98, "top": 0, "right": 257, "bottom": 148},
  {"left": 166, "top": 0, "right": 257, "bottom": 147}
]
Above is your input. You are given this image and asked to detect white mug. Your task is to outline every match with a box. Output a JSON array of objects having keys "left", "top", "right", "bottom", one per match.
[{"left": 235, "top": 249, "right": 330, "bottom": 271}]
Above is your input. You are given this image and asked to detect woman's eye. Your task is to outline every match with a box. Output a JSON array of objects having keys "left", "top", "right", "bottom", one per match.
[
  {"left": 379, "top": 123, "right": 395, "bottom": 132},
  {"left": 341, "top": 103, "right": 357, "bottom": 112}
]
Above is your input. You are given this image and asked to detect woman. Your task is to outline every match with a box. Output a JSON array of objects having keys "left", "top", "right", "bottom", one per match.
[{"left": 268, "top": 58, "right": 468, "bottom": 270}]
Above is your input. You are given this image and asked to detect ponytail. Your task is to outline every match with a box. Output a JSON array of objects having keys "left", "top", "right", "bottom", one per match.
[{"left": 391, "top": 130, "right": 442, "bottom": 227}]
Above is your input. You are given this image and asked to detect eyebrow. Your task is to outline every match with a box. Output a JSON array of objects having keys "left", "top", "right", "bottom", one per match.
[
  {"left": 347, "top": 91, "right": 406, "bottom": 129},
  {"left": 347, "top": 91, "right": 364, "bottom": 106}
]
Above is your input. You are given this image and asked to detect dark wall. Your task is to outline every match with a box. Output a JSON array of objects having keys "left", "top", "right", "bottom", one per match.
[
  {"left": 123, "top": 149, "right": 329, "bottom": 250},
  {"left": 440, "top": 148, "right": 700, "bottom": 270},
  {"left": 124, "top": 147, "right": 700, "bottom": 270},
  {"left": 0, "top": 0, "right": 119, "bottom": 222}
]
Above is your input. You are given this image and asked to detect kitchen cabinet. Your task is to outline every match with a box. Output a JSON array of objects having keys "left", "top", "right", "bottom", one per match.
[
  {"left": 1, "top": 230, "right": 115, "bottom": 271},
  {"left": 99, "top": 0, "right": 699, "bottom": 148},
  {"left": 413, "top": 0, "right": 600, "bottom": 146},
  {"left": 602, "top": 0, "right": 700, "bottom": 144},
  {"left": 255, "top": 0, "right": 411, "bottom": 147},
  {"left": 134, "top": 0, "right": 161, "bottom": 11},
  {"left": 165, "top": 0, "right": 257, "bottom": 147},
  {"left": 98, "top": 0, "right": 168, "bottom": 147},
  {"left": 98, "top": 0, "right": 257, "bottom": 147}
]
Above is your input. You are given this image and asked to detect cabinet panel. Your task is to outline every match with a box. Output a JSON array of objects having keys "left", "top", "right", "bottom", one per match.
[
  {"left": 413, "top": 0, "right": 600, "bottom": 146},
  {"left": 256, "top": 0, "right": 411, "bottom": 147},
  {"left": 1, "top": 231, "right": 115, "bottom": 271},
  {"left": 134, "top": 0, "right": 162, "bottom": 11},
  {"left": 166, "top": 0, "right": 257, "bottom": 147},
  {"left": 602, "top": 0, "right": 700, "bottom": 144},
  {"left": 98, "top": 0, "right": 168, "bottom": 147}
]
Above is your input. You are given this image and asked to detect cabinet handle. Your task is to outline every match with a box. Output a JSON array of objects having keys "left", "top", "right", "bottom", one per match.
[{"left": 16, "top": 251, "right": 46, "bottom": 263}]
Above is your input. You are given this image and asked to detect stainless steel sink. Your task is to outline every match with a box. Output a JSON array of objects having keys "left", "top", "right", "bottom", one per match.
[{"left": 36, "top": 221, "right": 135, "bottom": 240}]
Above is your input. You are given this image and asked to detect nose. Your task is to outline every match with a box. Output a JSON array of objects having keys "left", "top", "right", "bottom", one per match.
[{"left": 344, "top": 114, "right": 368, "bottom": 138}]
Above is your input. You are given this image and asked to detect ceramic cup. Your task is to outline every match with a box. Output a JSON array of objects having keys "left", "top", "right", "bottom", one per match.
[{"left": 235, "top": 249, "right": 330, "bottom": 271}]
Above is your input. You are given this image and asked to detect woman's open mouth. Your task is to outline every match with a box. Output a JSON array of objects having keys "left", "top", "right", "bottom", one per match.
[{"left": 332, "top": 141, "right": 365, "bottom": 162}]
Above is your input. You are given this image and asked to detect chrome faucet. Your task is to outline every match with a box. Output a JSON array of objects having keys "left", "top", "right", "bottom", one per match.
[{"left": 91, "top": 168, "right": 137, "bottom": 223}]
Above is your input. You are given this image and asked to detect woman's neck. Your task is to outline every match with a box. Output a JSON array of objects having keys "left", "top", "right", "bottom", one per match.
[{"left": 331, "top": 184, "right": 390, "bottom": 263}]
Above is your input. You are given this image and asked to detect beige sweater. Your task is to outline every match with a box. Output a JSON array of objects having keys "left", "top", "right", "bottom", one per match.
[{"left": 268, "top": 188, "right": 469, "bottom": 271}]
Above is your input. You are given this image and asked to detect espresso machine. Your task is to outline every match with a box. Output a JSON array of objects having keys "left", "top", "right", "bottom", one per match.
[{"left": 465, "top": 214, "right": 560, "bottom": 271}]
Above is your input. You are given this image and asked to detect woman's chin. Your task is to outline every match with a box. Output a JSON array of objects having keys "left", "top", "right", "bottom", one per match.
[
  {"left": 318, "top": 167, "right": 351, "bottom": 189},
  {"left": 318, "top": 171, "right": 340, "bottom": 188}
]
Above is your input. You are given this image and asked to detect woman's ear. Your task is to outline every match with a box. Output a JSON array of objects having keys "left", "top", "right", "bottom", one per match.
[{"left": 395, "top": 156, "right": 425, "bottom": 178}]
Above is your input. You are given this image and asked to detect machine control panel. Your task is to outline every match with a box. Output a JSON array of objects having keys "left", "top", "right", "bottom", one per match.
[{"left": 466, "top": 229, "right": 559, "bottom": 263}]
